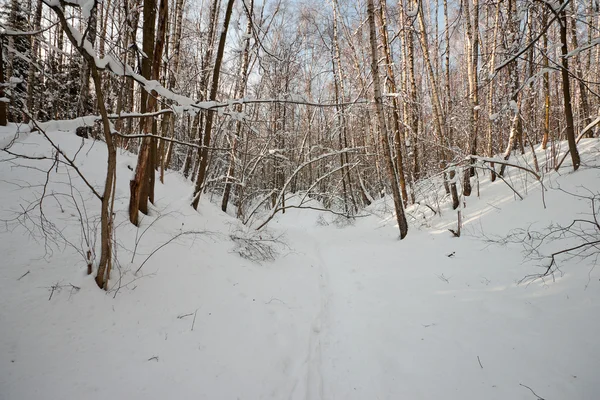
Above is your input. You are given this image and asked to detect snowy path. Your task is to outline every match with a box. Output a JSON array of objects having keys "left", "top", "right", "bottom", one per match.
[
  {"left": 301, "top": 236, "right": 328, "bottom": 400},
  {"left": 289, "top": 225, "right": 451, "bottom": 400},
  {"left": 279, "top": 215, "right": 600, "bottom": 400}
]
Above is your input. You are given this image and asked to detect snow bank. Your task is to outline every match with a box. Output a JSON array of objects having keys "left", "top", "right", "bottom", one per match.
[{"left": 1, "top": 122, "right": 600, "bottom": 399}]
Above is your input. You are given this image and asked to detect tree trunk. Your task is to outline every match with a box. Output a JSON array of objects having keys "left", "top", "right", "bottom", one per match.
[
  {"left": 367, "top": 0, "right": 408, "bottom": 239},
  {"left": 49, "top": 3, "right": 117, "bottom": 290},
  {"left": 498, "top": 0, "right": 524, "bottom": 177},
  {"left": 331, "top": 0, "right": 358, "bottom": 214},
  {"left": 463, "top": 0, "right": 479, "bottom": 196},
  {"left": 400, "top": 0, "right": 420, "bottom": 182},
  {"left": 0, "top": 37, "right": 6, "bottom": 126},
  {"left": 146, "top": 0, "right": 169, "bottom": 204},
  {"left": 192, "top": 0, "right": 236, "bottom": 209},
  {"left": 25, "top": 0, "right": 42, "bottom": 122},
  {"left": 183, "top": 0, "right": 219, "bottom": 181},
  {"left": 569, "top": 0, "right": 592, "bottom": 136},
  {"left": 222, "top": 0, "right": 253, "bottom": 213},
  {"left": 417, "top": 0, "right": 457, "bottom": 208},
  {"left": 558, "top": 0, "right": 580, "bottom": 170},
  {"left": 416, "top": 0, "right": 446, "bottom": 151},
  {"left": 78, "top": 4, "right": 97, "bottom": 116},
  {"left": 129, "top": 0, "right": 157, "bottom": 225},
  {"left": 160, "top": 0, "right": 186, "bottom": 182},
  {"left": 92, "top": 64, "right": 117, "bottom": 290},
  {"left": 486, "top": 0, "right": 501, "bottom": 179},
  {"left": 378, "top": 0, "right": 408, "bottom": 206},
  {"left": 542, "top": 7, "right": 550, "bottom": 150}
]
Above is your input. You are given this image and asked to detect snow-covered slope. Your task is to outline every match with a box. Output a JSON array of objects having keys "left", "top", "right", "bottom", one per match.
[{"left": 1, "top": 123, "right": 599, "bottom": 399}]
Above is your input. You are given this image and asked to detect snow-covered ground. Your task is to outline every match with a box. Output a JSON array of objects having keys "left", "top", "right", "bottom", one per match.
[{"left": 1, "top": 123, "right": 599, "bottom": 399}]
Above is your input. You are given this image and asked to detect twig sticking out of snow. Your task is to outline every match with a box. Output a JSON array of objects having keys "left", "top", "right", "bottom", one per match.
[
  {"left": 134, "top": 230, "right": 213, "bottom": 274},
  {"left": 519, "top": 383, "right": 545, "bottom": 399},
  {"left": 17, "top": 270, "right": 30, "bottom": 281},
  {"left": 47, "top": 282, "right": 80, "bottom": 300},
  {"left": 191, "top": 309, "right": 198, "bottom": 332}
]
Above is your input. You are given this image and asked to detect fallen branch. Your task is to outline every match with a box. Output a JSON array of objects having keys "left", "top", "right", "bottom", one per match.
[
  {"left": 191, "top": 309, "right": 198, "bottom": 331},
  {"left": 17, "top": 270, "right": 30, "bottom": 281},
  {"left": 555, "top": 114, "right": 600, "bottom": 171},
  {"left": 415, "top": 201, "right": 438, "bottom": 215},
  {"left": 541, "top": 239, "right": 600, "bottom": 277},
  {"left": 471, "top": 162, "right": 525, "bottom": 200},
  {"left": 468, "top": 155, "right": 540, "bottom": 181},
  {"left": 135, "top": 230, "right": 212, "bottom": 274}
]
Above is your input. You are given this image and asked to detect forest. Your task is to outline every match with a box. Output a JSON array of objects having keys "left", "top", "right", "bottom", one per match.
[
  {"left": 2, "top": 0, "right": 599, "bottom": 286},
  {"left": 1, "top": 0, "right": 600, "bottom": 398}
]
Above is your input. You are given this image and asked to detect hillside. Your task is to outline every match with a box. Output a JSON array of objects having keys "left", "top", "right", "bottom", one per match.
[{"left": 1, "top": 123, "right": 600, "bottom": 399}]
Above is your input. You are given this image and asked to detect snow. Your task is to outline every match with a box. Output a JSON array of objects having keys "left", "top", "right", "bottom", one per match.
[
  {"left": 406, "top": 8, "right": 418, "bottom": 17},
  {"left": 523, "top": 67, "right": 557, "bottom": 88},
  {"left": 76, "top": 0, "right": 97, "bottom": 20},
  {"left": 538, "top": 0, "right": 561, "bottom": 13},
  {"left": 53, "top": 21, "right": 199, "bottom": 111},
  {"left": 566, "top": 37, "right": 600, "bottom": 59},
  {"left": 1, "top": 122, "right": 600, "bottom": 399},
  {"left": 36, "top": 116, "right": 98, "bottom": 132}
]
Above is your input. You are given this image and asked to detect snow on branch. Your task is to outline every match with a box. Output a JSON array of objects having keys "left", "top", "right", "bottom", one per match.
[
  {"left": 252, "top": 148, "right": 364, "bottom": 230},
  {"left": 0, "top": 22, "right": 59, "bottom": 36},
  {"left": 44, "top": 0, "right": 367, "bottom": 118},
  {"left": 494, "top": 0, "right": 571, "bottom": 72},
  {"left": 565, "top": 37, "right": 600, "bottom": 59},
  {"left": 468, "top": 155, "right": 541, "bottom": 181}
]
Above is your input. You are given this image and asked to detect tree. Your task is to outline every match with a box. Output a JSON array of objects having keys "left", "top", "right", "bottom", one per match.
[
  {"left": 378, "top": 0, "right": 408, "bottom": 206},
  {"left": 129, "top": 0, "right": 169, "bottom": 225},
  {"left": 367, "top": 0, "right": 408, "bottom": 239},
  {"left": 0, "top": 34, "right": 7, "bottom": 126},
  {"left": 192, "top": 0, "right": 236, "bottom": 210},
  {"left": 25, "top": 0, "right": 42, "bottom": 122},
  {"left": 3, "top": 0, "right": 597, "bottom": 263},
  {"left": 44, "top": 0, "right": 118, "bottom": 289},
  {"left": 463, "top": 0, "right": 479, "bottom": 196},
  {"left": 557, "top": 0, "right": 580, "bottom": 170},
  {"left": 221, "top": 0, "right": 254, "bottom": 213},
  {"left": 3, "top": 0, "right": 30, "bottom": 122}
]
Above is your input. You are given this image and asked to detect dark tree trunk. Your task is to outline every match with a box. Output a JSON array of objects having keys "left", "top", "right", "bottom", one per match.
[
  {"left": 367, "top": 0, "right": 408, "bottom": 239},
  {"left": 192, "top": 0, "right": 236, "bottom": 209},
  {"left": 0, "top": 37, "right": 6, "bottom": 126},
  {"left": 558, "top": 0, "right": 580, "bottom": 170},
  {"left": 129, "top": 0, "right": 157, "bottom": 225}
]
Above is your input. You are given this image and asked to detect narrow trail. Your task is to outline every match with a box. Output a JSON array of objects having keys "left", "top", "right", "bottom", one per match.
[
  {"left": 290, "top": 225, "right": 415, "bottom": 400},
  {"left": 303, "top": 236, "right": 329, "bottom": 400},
  {"left": 277, "top": 212, "right": 600, "bottom": 399},
  {"left": 283, "top": 221, "right": 509, "bottom": 399}
]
